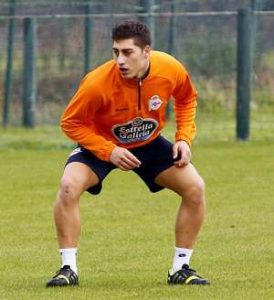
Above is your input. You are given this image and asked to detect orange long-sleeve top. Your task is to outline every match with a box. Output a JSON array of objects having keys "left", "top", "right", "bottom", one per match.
[{"left": 61, "top": 51, "right": 197, "bottom": 161}]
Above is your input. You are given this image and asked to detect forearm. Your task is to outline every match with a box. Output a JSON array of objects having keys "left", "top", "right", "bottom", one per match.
[
  {"left": 174, "top": 96, "right": 197, "bottom": 146},
  {"left": 61, "top": 120, "right": 116, "bottom": 161}
]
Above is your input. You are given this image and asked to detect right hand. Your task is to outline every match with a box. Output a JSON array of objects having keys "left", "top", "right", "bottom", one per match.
[{"left": 110, "top": 146, "right": 141, "bottom": 171}]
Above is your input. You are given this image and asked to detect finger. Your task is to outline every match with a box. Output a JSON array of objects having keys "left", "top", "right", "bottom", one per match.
[
  {"left": 121, "top": 156, "right": 140, "bottom": 169},
  {"left": 118, "top": 159, "right": 137, "bottom": 171},
  {"left": 173, "top": 144, "right": 178, "bottom": 159},
  {"left": 118, "top": 151, "right": 141, "bottom": 169},
  {"left": 118, "top": 164, "right": 130, "bottom": 171},
  {"left": 174, "top": 160, "right": 188, "bottom": 167},
  {"left": 124, "top": 151, "right": 141, "bottom": 167},
  {"left": 173, "top": 154, "right": 189, "bottom": 167}
]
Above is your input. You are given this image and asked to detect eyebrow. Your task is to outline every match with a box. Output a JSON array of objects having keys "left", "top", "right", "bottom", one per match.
[{"left": 112, "top": 47, "right": 134, "bottom": 51}]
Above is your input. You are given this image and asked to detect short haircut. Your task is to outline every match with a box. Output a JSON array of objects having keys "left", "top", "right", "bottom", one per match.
[{"left": 112, "top": 20, "right": 151, "bottom": 48}]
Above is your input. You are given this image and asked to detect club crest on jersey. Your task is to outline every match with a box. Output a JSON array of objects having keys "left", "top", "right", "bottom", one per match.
[
  {"left": 148, "top": 95, "right": 162, "bottom": 111},
  {"left": 112, "top": 117, "right": 159, "bottom": 144}
]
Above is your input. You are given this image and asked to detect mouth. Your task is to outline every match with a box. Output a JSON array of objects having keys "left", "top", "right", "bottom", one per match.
[{"left": 119, "top": 67, "right": 129, "bottom": 76}]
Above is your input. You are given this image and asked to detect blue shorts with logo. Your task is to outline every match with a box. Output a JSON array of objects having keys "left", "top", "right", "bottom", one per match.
[{"left": 66, "top": 135, "right": 176, "bottom": 195}]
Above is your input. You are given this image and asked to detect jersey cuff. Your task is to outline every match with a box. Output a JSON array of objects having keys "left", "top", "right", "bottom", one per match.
[{"left": 175, "top": 133, "right": 192, "bottom": 147}]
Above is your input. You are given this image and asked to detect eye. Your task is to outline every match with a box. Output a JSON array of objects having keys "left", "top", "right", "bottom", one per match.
[
  {"left": 123, "top": 50, "right": 133, "bottom": 56},
  {"left": 112, "top": 49, "right": 119, "bottom": 57}
]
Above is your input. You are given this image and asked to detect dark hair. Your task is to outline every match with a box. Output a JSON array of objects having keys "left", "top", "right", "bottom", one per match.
[{"left": 112, "top": 20, "right": 151, "bottom": 48}]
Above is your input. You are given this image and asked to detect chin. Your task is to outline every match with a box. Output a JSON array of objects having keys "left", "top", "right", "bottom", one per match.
[{"left": 123, "top": 74, "right": 134, "bottom": 79}]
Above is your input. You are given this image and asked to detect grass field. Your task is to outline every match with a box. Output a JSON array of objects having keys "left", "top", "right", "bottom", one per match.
[{"left": 0, "top": 125, "right": 274, "bottom": 300}]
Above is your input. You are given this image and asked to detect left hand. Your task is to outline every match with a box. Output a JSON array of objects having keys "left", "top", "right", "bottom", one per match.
[{"left": 173, "top": 140, "right": 192, "bottom": 167}]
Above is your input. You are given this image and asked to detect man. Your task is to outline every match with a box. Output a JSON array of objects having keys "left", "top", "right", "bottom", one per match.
[{"left": 46, "top": 20, "right": 209, "bottom": 287}]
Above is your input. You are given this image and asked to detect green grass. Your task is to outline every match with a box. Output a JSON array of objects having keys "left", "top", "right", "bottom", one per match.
[{"left": 0, "top": 126, "right": 274, "bottom": 299}]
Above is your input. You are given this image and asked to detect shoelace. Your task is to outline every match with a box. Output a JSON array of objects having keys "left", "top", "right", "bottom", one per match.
[
  {"left": 177, "top": 265, "right": 200, "bottom": 278},
  {"left": 53, "top": 266, "right": 71, "bottom": 278}
]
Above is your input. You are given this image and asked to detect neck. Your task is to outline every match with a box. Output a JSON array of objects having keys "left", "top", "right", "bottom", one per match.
[{"left": 136, "top": 59, "right": 150, "bottom": 80}]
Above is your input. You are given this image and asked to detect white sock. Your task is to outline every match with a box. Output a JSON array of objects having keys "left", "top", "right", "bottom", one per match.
[
  {"left": 171, "top": 247, "right": 193, "bottom": 274},
  {"left": 60, "top": 248, "right": 78, "bottom": 275}
]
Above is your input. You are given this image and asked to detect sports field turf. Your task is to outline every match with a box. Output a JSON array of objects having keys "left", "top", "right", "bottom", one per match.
[{"left": 0, "top": 126, "right": 273, "bottom": 299}]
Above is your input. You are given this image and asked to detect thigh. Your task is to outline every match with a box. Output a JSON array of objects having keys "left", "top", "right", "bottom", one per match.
[
  {"left": 154, "top": 163, "right": 204, "bottom": 196},
  {"left": 65, "top": 146, "right": 116, "bottom": 195},
  {"left": 62, "top": 162, "right": 100, "bottom": 195}
]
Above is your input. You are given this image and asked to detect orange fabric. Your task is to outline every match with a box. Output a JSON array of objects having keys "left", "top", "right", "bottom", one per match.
[{"left": 61, "top": 51, "right": 197, "bottom": 161}]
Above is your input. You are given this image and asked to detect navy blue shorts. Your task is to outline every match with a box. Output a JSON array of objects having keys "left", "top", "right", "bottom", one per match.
[{"left": 66, "top": 135, "right": 176, "bottom": 195}]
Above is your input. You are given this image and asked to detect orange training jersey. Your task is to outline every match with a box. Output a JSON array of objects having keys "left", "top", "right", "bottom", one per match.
[{"left": 61, "top": 51, "right": 198, "bottom": 161}]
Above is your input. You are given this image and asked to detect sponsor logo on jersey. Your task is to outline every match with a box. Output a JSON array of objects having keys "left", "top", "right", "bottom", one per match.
[
  {"left": 112, "top": 117, "right": 158, "bottom": 144},
  {"left": 148, "top": 95, "right": 162, "bottom": 111}
]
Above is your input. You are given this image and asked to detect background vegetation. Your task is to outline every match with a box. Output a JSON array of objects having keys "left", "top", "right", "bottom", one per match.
[{"left": 0, "top": 0, "right": 274, "bottom": 141}]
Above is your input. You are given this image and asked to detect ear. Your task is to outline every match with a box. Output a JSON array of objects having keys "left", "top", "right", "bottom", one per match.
[{"left": 143, "top": 45, "right": 151, "bottom": 58}]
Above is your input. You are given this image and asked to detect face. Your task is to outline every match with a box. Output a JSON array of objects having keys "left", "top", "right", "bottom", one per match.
[{"left": 112, "top": 38, "right": 150, "bottom": 79}]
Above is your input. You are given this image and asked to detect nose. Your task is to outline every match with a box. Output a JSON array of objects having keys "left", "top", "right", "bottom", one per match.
[{"left": 116, "top": 53, "right": 125, "bottom": 65}]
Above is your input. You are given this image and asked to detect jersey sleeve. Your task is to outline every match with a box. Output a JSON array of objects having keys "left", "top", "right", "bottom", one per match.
[
  {"left": 172, "top": 65, "right": 198, "bottom": 146},
  {"left": 61, "top": 76, "right": 116, "bottom": 161}
]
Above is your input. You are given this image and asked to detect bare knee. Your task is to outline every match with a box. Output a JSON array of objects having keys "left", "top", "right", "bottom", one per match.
[
  {"left": 180, "top": 177, "right": 205, "bottom": 207},
  {"left": 56, "top": 176, "right": 82, "bottom": 207}
]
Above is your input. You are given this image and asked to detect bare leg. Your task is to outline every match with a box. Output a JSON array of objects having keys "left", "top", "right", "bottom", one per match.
[
  {"left": 54, "top": 162, "right": 99, "bottom": 248},
  {"left": 155, "top": 163, "right": 206, "bottom": 249}
]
